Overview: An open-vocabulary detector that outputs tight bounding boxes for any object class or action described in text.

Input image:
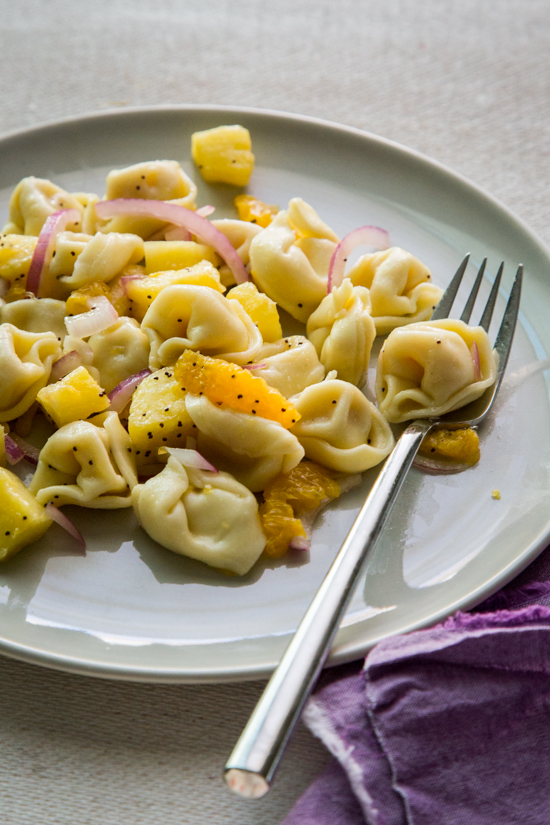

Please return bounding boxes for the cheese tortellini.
[96,160,198,238]
[376,319,497,423]
[3,177,84,236]
[291,379,395,473]
[347,247,443,334]
[1,298,67,341]
[0,323,61,422]
[185,394,305,492]
[132,455,266,575]
[87,316,150,393]
[142,284,263,369]
[252,335,325,398]
[211,219,263,287]
[30,413,137,508]
[57,232,144,289]
[249,198,339,323]
[306,280,376,386]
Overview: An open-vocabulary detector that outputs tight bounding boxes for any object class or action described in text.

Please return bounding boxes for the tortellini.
[87,316,150,393]
[142,284,263,369]
[132,455,266,575]
[347,247,443,334]
[96,160,198,238]
[290,379,395,473]
[0,298,67,341]
[0,323,61,422]
[252,336,325,398]
[3,177,83,236]
[306,280,375,386]
[249,198,339,323]
[185,394,305,492]
[375,319,497,423]
[57,232,144,289]
[30,412,137,508]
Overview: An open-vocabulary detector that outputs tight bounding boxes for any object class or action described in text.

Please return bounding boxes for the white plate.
[1,106,550,683]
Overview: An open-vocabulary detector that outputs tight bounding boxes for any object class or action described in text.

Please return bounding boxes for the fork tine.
[460,258,487,323]
[493,264,523,383]
[431,254,470,320]
[479,261,504,331]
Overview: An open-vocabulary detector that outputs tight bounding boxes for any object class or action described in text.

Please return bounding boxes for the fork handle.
[224,418,433,798]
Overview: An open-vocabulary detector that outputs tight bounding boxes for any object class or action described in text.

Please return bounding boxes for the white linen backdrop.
[0,2,548,823]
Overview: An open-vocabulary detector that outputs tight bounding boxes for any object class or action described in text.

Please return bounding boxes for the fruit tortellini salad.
[0,124,497,573]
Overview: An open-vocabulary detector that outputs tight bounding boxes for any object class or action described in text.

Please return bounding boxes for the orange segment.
[234,194,279,228]
[66,281,113,316]
[419,427,480,466]
[260,461,341,557]
[227,281,282,342]
[174,350,300,429]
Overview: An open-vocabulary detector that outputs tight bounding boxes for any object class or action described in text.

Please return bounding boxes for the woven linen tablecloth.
[1,2,549,824]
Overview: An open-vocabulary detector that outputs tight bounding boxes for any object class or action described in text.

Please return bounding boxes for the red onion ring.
[108,369,152,413]
[44,504,86,552]
[26,208,81,296]
[195,205,215,217]
[166,447,218,473]
[288,536,310,551]
[243,363,267,370]
[4,434,24,465]
[95,199,249,285]
[50,350,82,382]
[327,225,390,293]
[65,296,119,339]
[9,434,40,465]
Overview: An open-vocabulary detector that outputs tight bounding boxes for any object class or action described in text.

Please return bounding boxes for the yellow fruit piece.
[128,368,195,452]
[260,461,341,558]
[144,241,219,275]
[227,281,282,343]
[492,489,501,500]
[174,351,300,429]
[191,125,255,186]
[125,260,225,322]
[0,467,52,562]
[234,194,278,228]
[419,428,480,466]
[65,281,113,316]
[0,234,37,287]
[108,266,136,317]
[37,366,110,428]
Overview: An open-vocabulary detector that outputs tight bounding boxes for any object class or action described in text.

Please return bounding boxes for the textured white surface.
[0,1,548,823]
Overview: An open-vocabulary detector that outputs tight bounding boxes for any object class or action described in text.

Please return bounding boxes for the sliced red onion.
[26,208,81,296]
[108,369,152,413]
[65,296,119,339]
[44,504,86,552]
[166,447,218,473]
[327,225,390,293]
[50,350,82,382]
[163,225,192,242]
[95,199,249,285]
[289,535,310,551]
[243,362,267,370]
[471,341,481,381]
[413,453,469,474]
[196,205,215,217]
[9,434,40,465]
[4,434,24,465]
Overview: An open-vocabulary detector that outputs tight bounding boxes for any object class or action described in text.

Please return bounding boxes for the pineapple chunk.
[0,234,38,287]
[37,366,110,428]
[227,281,282,343]
[126,260,225,322]
[0,467,52,562]
[128,368,195,452]
[191,125,255,186]
[144,241,219,274]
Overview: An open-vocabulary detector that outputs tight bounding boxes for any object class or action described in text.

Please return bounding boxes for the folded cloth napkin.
[282,551,550,825]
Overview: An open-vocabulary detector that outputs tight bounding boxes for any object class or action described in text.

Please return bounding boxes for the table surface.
[1,2,549,823]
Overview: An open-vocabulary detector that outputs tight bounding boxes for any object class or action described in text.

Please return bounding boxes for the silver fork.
[224,256,523,799]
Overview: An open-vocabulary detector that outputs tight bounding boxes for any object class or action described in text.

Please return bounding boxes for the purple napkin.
[282,552,550,825]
